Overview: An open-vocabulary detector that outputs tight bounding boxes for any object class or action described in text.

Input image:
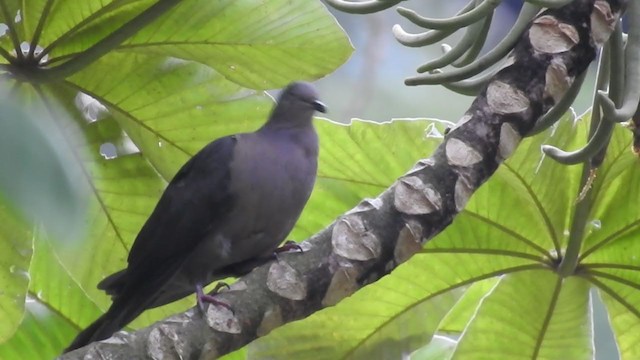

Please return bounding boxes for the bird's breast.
[205,132,317,267]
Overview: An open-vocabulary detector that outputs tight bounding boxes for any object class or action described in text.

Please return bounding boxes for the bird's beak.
[313,100,327,113]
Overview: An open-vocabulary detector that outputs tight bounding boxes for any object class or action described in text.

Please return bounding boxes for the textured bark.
[59,1,626,359]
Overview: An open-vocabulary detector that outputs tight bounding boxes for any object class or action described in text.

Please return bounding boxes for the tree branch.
[59,0,626,358]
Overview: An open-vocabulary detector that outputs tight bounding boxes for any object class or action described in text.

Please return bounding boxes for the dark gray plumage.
[65,82,325,352]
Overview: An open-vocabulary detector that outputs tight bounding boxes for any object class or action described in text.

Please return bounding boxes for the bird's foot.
[274,240,303,254]
[196,283,233,314]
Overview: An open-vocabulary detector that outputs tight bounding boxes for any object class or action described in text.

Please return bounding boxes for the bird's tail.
[64,310,120,353]
[63,299,148,353]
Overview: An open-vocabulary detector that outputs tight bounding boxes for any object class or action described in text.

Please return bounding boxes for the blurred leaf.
[0,91,90,343]
[0,92,87,242]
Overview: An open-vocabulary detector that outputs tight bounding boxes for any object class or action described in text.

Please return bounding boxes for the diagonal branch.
[60,0,625,358]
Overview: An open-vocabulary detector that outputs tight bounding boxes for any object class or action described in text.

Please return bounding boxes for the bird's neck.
[257,123,318,156]
[264,105,315,130]
[258,121,315,137]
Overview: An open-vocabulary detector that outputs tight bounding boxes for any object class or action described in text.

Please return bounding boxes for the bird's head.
[281,82,327,113]
[266,82,326,129]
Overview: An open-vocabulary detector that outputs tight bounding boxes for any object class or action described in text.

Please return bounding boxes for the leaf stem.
[11,0,181,83]
[27,0,54,60]
[557,39,617,276]
[0,46,15,63]
[0,0,23,61]
[557,168,593,277]
[36,0,132,62]
[323,0,404,14]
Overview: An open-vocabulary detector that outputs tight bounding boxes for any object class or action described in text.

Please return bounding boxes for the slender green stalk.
[405,3,540,85]
[0,46,15,63]
[441,67,499,95]
[27,0,54,59]
[557,35,618,276]
[0,0,24,61]
[598,0,640,123]
[397,0,475,28]
[393,2,475,47]
[557,169,593,276]
[542,21,623,164]
[453,4,493,67]
[417,3,493,72]
[36,0,132,62]
[529,70,587,135]
[527,0,575,7]
[322,0,404,14]
[396,0,501,30]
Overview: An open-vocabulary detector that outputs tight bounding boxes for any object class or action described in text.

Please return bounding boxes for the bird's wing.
[119,135,237,291]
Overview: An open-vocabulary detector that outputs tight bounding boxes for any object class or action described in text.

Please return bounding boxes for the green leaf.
[40,0,352,89]
[120,0,352,89]
[32,1,150,49]
[452,271,592,359]
[66,53,273,180]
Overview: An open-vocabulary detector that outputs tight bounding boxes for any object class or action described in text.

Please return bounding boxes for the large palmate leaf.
[1,0,352,90]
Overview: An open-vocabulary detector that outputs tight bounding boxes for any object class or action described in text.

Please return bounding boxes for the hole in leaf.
[100,143,117,160]
[119,131,140,155]
[19,41,29,55]
[75,92,108,122]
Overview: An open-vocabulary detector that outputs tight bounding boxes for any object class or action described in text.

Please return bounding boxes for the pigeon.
[65,82,325,352]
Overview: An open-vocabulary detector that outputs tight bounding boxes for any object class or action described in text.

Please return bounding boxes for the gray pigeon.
[65,82,325,352]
